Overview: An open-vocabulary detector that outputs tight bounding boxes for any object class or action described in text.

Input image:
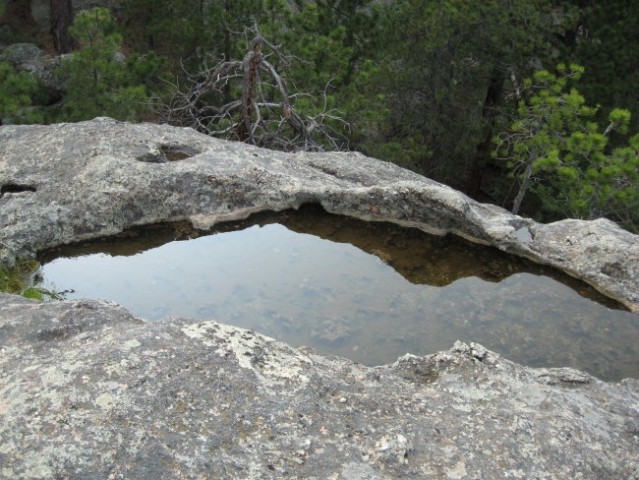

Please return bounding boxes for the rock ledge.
[1,294,638,479]
[1,118,637,311]
[1,119,638,478]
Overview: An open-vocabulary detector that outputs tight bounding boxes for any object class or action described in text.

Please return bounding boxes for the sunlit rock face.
[0,118,638,478]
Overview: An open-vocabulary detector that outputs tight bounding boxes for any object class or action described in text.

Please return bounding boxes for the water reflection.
[39,207,639,381]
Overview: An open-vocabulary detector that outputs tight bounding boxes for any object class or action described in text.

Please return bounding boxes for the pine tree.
[495,64,638,231]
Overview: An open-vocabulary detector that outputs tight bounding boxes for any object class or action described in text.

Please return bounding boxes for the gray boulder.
[1,118,638,312]
[0,118,638,479]
[0,43,67,95]
[1,42,42,71]
[0,293,638,479]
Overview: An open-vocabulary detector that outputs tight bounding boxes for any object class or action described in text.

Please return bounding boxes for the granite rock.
[1,119,638,479]
[0,294,638,479]
[1,118,638,311]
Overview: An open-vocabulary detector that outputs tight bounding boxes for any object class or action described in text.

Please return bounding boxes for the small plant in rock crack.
[0,260,71,301]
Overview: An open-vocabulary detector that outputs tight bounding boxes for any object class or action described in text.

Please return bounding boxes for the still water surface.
[40,208,639,381]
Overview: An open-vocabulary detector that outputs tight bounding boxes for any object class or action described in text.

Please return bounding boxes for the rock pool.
[39,207,639,381]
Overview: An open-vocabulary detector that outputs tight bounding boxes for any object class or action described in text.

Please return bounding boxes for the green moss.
[0,259,37,294]
[0,260,66,300]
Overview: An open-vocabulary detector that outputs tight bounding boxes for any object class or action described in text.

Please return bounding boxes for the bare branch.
[154,27,350,152]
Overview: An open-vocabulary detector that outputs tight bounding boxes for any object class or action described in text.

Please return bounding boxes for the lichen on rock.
[1,118,637,311]
[1,119,638,478]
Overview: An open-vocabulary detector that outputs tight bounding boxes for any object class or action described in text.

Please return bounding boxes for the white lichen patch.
[95,392,116,411]
[122,338,141,349]
[21,463,53,480]
[0,439,15,455]
[182,321,311,389]
[445,460,468,480]
[40,365,71,388]
[181,322,218,347]
[104,358,134,377]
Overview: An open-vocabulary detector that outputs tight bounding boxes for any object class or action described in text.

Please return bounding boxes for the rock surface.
[1,293,638,479]
[1,118,639,479]
[1,43,43,71]
[0,43,67,96]
[1,118,638,311]
[15,0,124,32]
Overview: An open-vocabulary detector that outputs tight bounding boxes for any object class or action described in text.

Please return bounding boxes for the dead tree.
[235,35,263,143]
[50,0,75,54]
[156,29,349,152]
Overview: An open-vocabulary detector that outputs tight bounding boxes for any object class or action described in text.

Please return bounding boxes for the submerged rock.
[1,119,638,478]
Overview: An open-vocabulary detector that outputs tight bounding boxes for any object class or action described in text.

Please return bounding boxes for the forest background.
[1,0,637,232]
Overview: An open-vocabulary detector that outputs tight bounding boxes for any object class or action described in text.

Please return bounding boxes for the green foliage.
[272,1,380,147]
[495,65,639,231]
[121,0,209,60]
[54,7,162,122]
[121,0,285,64]
[0,259,70,301]
[284,1,379,87]
[569,1,639,133]
[355,0,579,189]
[0,260,40,298]
[0,261,30,295]
[1,0,632,228]
[0,61,43,124]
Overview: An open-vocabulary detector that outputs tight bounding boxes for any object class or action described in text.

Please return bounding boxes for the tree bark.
[2,0,36,32]
[512,161,534,215]
[50,0,74,54]
[235,36,263,143]
[466,67,505,197]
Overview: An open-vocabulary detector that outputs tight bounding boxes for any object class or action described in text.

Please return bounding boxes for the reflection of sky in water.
[41,224,639,381]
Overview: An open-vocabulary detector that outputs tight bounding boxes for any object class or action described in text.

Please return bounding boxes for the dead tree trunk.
[157,28,348,151]
[511,160,534,215]
[3,0,37,33]
[466,67,505,197]
[50,0,74,54]
[235,36,263,142]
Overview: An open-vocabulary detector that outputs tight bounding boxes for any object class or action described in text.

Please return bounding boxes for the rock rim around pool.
[1,294,638,479]
[1,117,638,312]
[0,294,639,480]
[1,119,638,478]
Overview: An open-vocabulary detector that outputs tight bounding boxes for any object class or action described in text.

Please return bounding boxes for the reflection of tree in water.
[40,204,626,309]
[37,204,638,380]
[275,205,625,308]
